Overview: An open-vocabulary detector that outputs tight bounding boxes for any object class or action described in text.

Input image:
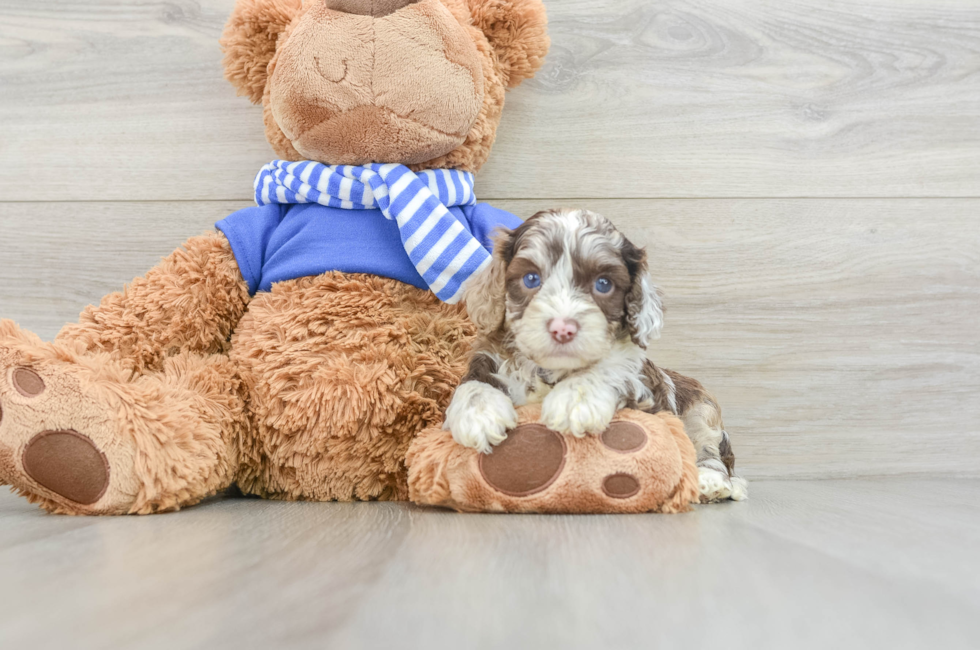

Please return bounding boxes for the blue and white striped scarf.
[254,160,488,303]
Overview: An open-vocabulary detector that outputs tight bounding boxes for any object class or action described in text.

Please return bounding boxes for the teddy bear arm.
[56,231,251,374]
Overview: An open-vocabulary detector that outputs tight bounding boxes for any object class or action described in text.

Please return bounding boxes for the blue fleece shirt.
[216,202,521,295]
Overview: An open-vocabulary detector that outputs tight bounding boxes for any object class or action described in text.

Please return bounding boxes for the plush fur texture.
[447,209,747,503]
[0,234,473,514]
[59,232,250,374]
[230,272,473,502]
[222,0,549,171]
[265,0,486,164]
[466,0,549,88]
[0,0,546,515]
[222,0,304,104]
[409,404,699,514]
[0,320,244,515]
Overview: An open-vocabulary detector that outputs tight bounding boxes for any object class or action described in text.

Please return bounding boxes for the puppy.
[444,208,747,502]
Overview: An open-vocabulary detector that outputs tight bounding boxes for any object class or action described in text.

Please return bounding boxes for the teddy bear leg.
[0,333,245,514]
[0,232,251,514]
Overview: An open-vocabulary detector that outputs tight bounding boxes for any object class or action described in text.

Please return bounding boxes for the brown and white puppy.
[445,208,747,502]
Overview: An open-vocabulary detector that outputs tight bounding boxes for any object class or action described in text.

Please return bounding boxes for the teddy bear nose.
[323,0,420,18]
[548,318,580,345]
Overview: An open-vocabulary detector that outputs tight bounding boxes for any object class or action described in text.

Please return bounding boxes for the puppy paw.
[729,475,749,501]
[540,379,617,437]
[444,381,518,455]
[698,465,733,503]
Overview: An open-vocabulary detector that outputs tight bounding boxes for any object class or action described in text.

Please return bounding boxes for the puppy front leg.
[541,372,620,437]
[444,353,518,454]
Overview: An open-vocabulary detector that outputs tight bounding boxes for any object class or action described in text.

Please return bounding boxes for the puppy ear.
[464,228,515,335]
[623,241,665,348]
[220,0,304,104]
[467,0,550,88]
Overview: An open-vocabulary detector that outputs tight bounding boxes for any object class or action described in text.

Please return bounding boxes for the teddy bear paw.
[0,324,139,514]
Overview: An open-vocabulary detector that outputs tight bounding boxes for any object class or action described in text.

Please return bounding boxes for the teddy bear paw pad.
[22,430,109,505]
[11,367,45,397]
[602,473,641,499]
[600,421,648,453]
[478,423,567,496]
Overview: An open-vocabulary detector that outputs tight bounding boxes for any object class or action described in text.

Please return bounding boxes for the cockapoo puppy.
[444,208,747,502]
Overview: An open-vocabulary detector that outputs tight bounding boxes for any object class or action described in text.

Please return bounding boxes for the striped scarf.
[254,160,488,303]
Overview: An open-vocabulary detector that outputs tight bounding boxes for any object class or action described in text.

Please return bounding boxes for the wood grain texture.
[1,0,980,200]
[2,198,977,479]
[2,2,978,644]
[0,201,236,336]
[0,480,977,650]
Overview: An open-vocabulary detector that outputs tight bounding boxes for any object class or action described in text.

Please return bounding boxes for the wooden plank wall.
[1,1,978,479]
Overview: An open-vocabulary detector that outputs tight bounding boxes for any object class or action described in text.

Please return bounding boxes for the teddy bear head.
[221,0,549,172]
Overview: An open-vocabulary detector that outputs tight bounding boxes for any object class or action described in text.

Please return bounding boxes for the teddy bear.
[0,0,550,515]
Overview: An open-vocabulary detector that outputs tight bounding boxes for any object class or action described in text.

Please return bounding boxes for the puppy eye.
[594,277,613,294]
[523,272,541,289]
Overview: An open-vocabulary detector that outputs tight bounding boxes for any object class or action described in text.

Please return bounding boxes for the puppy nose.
[548,318,579,344]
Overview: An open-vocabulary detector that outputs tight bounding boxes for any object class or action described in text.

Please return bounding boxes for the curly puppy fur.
[445,209,748,502]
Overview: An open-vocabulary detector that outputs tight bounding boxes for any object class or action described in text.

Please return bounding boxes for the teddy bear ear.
[466,0,550,88]
[220,0,304,104]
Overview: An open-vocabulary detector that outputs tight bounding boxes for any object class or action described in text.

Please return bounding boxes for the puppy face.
[465,209,664,370]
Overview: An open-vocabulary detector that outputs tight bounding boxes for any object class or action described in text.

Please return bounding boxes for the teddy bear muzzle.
[268,0,485,165]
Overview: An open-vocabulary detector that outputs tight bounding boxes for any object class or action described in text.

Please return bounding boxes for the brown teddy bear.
[0,0,550,515]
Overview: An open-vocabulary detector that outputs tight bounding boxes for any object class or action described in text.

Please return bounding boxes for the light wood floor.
[0,479,977,650]
[1,1,979,646]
